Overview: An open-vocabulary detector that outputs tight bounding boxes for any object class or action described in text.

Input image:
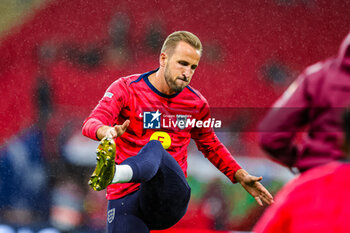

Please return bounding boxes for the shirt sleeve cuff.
[82,118,104,141]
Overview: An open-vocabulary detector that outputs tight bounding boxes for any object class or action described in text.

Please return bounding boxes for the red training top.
[82,69,241,200]
[254,161,350,233]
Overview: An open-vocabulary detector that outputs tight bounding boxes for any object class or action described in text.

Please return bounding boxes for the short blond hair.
[161,31,202,56]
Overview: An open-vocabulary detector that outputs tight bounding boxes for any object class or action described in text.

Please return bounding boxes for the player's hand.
[106,120,130,139]
[235,169,274,206]
[97,120,130,140]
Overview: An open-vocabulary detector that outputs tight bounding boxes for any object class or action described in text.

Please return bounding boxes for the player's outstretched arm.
[96,120,130,140]
[235,169,274,206]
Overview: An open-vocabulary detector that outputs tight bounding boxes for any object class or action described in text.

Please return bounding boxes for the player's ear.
[160,52,167,67]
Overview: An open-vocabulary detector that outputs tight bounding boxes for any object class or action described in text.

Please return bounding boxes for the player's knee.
[147,139,163,148]
[144,140,164,155]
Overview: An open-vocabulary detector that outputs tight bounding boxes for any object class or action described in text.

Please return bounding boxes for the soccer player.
[254,107,350,233]
[259,32,350,173]
[82,31,273,233]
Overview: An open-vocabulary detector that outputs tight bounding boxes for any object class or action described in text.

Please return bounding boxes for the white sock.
[112,165,133,183]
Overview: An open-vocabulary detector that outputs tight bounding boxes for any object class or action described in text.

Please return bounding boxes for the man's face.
[163,41,201,93]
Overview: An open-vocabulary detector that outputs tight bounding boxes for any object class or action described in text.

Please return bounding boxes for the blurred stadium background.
[0,0,349,232]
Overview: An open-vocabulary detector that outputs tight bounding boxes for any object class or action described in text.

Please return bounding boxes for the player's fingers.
[256,183,274,201]
[252,182,274,205]
[254,176,263,182]
[121,120,130,131]
[263,191,274,201]
[115,121,129,137]
[261,193,274,204]
[258,185,274,200]
[254,196,263,206]
[260,193,273,205]
[248,175,262,183]
[115,120,130,136]
[115,126,124,137]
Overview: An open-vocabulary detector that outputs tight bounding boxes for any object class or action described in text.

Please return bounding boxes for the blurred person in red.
[254,107,350,233]
[259,32,350,172]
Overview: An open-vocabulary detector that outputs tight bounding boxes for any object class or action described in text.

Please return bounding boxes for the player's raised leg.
[90,139,191,231]
[121,140,191,230]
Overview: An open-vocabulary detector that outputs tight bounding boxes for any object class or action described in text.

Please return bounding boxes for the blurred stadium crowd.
[0,0,349,233]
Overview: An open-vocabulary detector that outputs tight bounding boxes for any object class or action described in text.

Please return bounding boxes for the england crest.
[176,115,188,130]
[107,208,115,223]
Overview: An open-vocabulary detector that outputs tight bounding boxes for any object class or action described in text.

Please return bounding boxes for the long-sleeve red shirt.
[259,32,350,171]
[82,69,241,200]
[254,161,350,233]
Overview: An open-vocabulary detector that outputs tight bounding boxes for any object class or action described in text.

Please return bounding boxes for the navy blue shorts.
[107,140,191,233]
